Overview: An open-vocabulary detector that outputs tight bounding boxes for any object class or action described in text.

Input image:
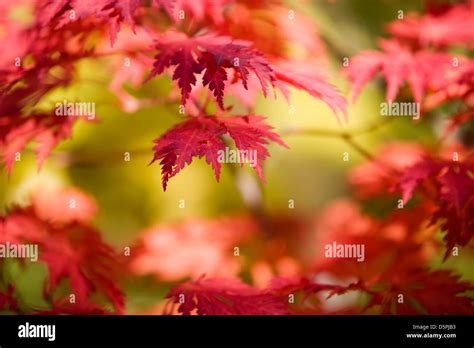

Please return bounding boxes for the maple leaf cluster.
[1,0,473,316]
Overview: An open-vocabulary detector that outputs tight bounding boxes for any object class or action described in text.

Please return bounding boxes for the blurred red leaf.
[345,39,454,103]
[1,114,76,173]
[366,269,474,314]
[130,215,257,281]
[37,0,141,45]
[32,187,98,225]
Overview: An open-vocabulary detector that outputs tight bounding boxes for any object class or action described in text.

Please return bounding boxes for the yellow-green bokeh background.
[2,0,473,312]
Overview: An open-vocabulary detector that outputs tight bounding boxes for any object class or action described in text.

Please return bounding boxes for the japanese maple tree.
[0,0,473,316]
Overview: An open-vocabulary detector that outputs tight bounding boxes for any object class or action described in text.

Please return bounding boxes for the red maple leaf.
[147,31,276,108]
[365,269,474,314]
[0,22,33,87]
[0,284,18,312]
[150,114,287,190]
[313,198,439,284]
[1,201,124,314]
[442,110,474,138]
[167,277,289,315]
